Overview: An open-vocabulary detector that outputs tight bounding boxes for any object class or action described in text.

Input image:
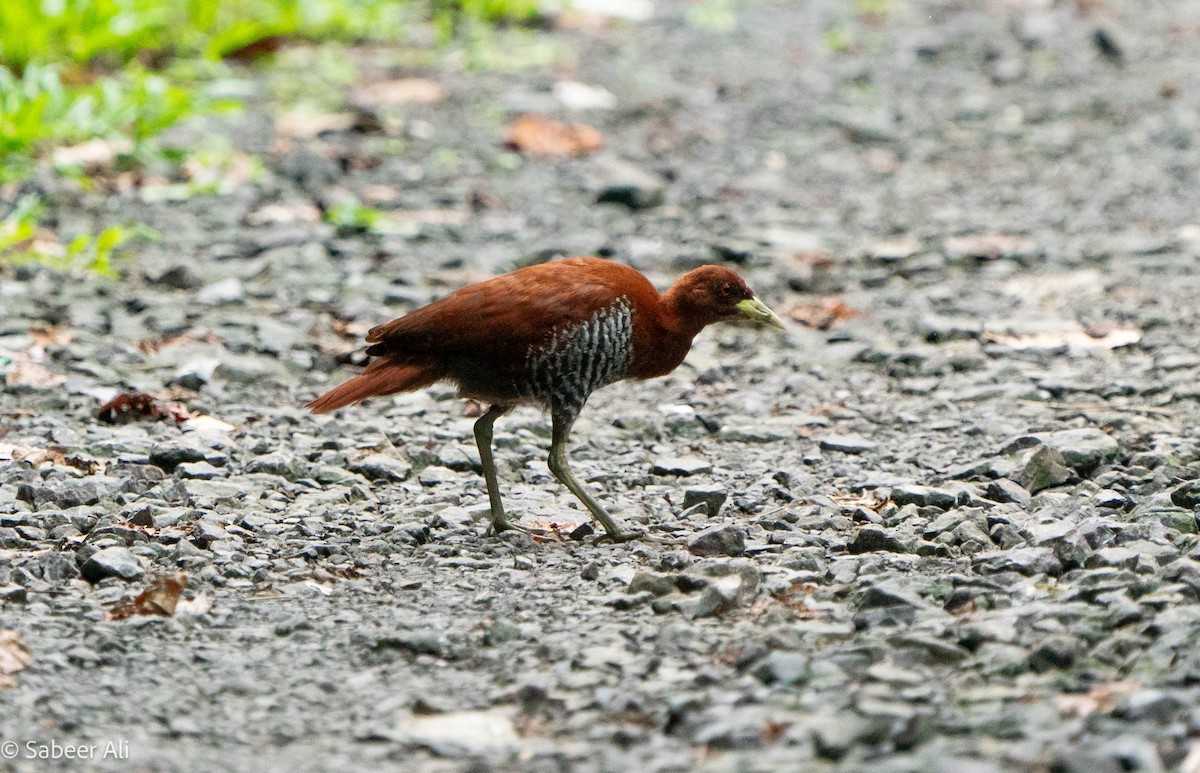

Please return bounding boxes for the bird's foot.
[593,528,682,546]
[486,519,550,538]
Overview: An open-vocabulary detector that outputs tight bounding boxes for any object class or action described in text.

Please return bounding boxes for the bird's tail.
[306,360,441,414]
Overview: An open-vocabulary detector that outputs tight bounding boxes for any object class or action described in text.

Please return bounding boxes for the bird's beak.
[736,297,786,330]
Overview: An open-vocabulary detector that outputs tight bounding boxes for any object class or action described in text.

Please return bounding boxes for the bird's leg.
[546,411,640,542]
[473,404,521,535]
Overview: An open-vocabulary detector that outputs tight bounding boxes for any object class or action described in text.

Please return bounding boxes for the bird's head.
[666,265,786,331]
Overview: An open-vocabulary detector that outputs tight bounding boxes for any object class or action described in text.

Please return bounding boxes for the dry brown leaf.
[136,330,225,356]
[184,415,237,433]
[0,443,67,467]
[0,630,32,689]
[244,202,321,226]
[222,34,292,62]
[782,297,861,330]
[4,360,66,389]
[107,573,189,621]
[355,78,444,107]
[504,114,604,157]
[1056,681,1140,717]
[96,392,190,425]
[944,233,1036,260]
[277,111,358,139]
[28,323,73,349]
[52,138,133,169]
[984,325,1140,351]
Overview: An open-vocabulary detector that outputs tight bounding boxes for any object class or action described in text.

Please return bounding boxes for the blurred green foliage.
[0,0,542,270]
[0,194,154,276]
[0,0,408,71]
[0,0,537,180]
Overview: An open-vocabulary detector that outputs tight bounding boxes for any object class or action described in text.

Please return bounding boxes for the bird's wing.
[364,260,649,361]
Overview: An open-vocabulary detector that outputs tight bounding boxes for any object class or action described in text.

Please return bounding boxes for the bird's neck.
[659,287,708,340]
[627,289,705,379]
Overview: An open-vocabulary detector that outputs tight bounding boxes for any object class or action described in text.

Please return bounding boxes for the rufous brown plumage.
[308,257,784,542]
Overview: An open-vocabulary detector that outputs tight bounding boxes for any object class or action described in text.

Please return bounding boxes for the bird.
[307,257,785,542]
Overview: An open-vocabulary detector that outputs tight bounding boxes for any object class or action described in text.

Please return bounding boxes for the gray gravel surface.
[5,1,1200,770]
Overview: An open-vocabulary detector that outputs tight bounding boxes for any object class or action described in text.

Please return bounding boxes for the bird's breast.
[518,297,634,414]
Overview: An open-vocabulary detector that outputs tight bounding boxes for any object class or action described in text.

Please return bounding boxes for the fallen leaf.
[0,630,32,689]
[52,138,133,169]
[944,233,1036,260]
[1056,681,1140,718]
[355,78,444,107]
[107,573,189,621]
[244,202,322,226]
[28,323,73,349]
[136,331,224,356]
[0,443,67,467]
[504,114,604,157]
[277,111,358,139]
[96,393,190,424]
[4,360,66,389]
[984,325,1140,351]
[222,34,292,62]
[183,415,237,433]
[781,297,861,330]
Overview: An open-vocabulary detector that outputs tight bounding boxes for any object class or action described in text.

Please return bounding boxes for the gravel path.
[5,1,1200,771]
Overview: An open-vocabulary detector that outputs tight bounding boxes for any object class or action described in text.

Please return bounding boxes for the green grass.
[0,0,538,181]
[0,0,546,271]
[0,0,410,72]
[0,195,154,277]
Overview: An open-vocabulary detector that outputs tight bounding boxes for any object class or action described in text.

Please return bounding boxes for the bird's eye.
[719,282,734,299]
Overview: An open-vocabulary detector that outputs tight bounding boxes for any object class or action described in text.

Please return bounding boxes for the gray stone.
[973,547,1063,576]
[42,553,80,582]
[848,526,909,554]
[1029,520,1091,569]
[416,466,458,486]
[651,456,712,476]
[1095,488,1130,509]
[853,583,932,629]
[195,277,245,305]
[245,451,301,480]
[750,651,809,685]
[1170,480,1200,509]
[683,485,727,517]
[0,585,27,603]
[81,547,145,583]
[986,478,1032,507]
[1011,429,1119,475]
[149,442,208,472]
[678,560,761,616]
[1019,445,1073,493]
[628,571,676,597]
[687,525,745,557]
[151,264,203,290]
[818,434,876,454]
[177,461,226,480]
[349,454,412,482]
[891,484,961,509]
[594,159,665,209]
[17,478,125,509]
